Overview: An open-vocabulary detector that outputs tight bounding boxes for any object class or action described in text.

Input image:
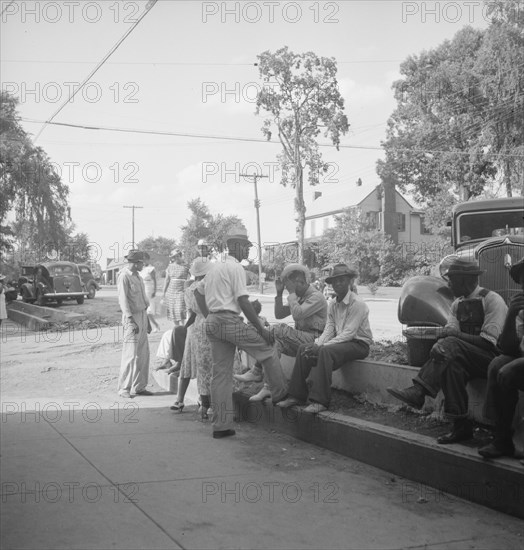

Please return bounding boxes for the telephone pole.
[123,205,143,249]
[240,173,268,294]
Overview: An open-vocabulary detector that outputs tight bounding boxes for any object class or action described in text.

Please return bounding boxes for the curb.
[233,392,524,519]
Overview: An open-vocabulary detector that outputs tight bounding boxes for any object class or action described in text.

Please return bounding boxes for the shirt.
[517,310,524,355]
[286,285,327,334]
[117,266,149,318]
[316,290,373,346]
[198,255,247,314]
[446,286,508,347]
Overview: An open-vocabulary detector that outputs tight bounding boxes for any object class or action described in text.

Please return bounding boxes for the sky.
[1,0,493,267]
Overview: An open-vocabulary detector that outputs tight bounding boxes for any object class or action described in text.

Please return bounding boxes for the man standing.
[196,226,288,438]
[117,250,152,399]
[234,263,327,402]
[277,264,372,413]
[478,257,524,459]
[388,257,507,444]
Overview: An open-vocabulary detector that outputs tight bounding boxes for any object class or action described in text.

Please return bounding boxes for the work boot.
[387,385,425,409]
[437,418,473,445]
[478,438,515,459]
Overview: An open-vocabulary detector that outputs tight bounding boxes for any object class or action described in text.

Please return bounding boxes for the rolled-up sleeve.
[481,292,508,346]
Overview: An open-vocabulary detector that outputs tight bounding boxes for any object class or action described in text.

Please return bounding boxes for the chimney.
[381,178,398,244]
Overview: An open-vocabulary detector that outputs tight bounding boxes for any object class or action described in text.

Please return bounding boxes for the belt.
[209,309,237,315]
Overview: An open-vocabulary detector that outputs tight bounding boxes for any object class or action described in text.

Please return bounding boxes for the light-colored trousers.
[205,312,288,431]
[118,310,150,394]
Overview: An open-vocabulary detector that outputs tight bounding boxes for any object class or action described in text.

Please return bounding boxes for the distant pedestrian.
[163,249,189,326]
[140,252,160,332]
[0,275,7,327]
[117,250,153,399]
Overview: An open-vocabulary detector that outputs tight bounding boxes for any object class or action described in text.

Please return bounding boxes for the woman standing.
[140,252,160,332]
[170,257,214,419]
[0,275,7,327]
[163,249,189,326]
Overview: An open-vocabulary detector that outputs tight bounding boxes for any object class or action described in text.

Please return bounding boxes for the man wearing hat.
[195,226,288,438]
[234,263,328,402]
[479,257,524,459]
[388,257,507,444]
[117,250,152,398]
[277,263,373,413]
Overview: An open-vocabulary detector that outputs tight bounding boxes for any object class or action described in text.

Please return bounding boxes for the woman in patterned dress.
[163,249,189,326]
[170,257,214,419]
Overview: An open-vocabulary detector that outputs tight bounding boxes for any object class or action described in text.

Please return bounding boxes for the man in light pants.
[196,226,288,439]
[117,250,152,398]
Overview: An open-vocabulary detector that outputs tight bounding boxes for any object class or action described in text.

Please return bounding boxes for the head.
[143,252,150,266]
[196,239,210,258]
[442,258,483,298]
[325,264,358,300]
[224,226,251,262]
[126,250,145,272]
[250,299,262,316]
[170,249,183,264]
[189,257,212,281]
[510,257,524,290]
[285,270,309,297]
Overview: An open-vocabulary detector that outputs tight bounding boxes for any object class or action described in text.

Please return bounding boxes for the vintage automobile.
[19,262,86,306]
[77,263,101,299]
[398,197,524,366]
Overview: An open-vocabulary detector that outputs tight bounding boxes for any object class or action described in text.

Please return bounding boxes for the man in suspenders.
[388,258,507,444]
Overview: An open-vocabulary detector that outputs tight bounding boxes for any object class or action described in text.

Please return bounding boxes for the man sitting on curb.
[276,264,372,414]
[234,264,328,402]
[388,257,507,445]
[478,257,524,460]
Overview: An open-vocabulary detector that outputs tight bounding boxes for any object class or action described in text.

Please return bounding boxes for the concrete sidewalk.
[2,401,524,550]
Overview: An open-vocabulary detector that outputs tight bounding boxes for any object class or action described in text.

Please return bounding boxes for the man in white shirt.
[196,226,288,438]
[277,264,373,414]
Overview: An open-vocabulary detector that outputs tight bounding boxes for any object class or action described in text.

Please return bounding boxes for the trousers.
[205,312,287,431]
[118,309,150,394]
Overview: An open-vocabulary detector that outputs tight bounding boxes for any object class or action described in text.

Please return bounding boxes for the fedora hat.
[443,257,484,278]
[280,263,310,282]
[225,225,251,245]
[325,263,358,284]
[510,257,524,284]
[190,257,213,278]
[170,248,182,257]
[125,250,145,263]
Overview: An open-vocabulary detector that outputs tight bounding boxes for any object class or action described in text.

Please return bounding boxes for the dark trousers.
[414,336,497,419]
[484,355,524,441]
[171,326,187,362]
[288,341,370,407]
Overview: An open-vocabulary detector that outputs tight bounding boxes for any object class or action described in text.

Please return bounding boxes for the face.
[228,239,251,261]
[331,275,352,298]
[447,274,477,297]
[287,274,308,297]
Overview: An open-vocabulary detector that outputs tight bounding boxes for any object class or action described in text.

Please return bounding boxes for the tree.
[0,92,70,256]
[255,47,349,263]
[137,235,177,257]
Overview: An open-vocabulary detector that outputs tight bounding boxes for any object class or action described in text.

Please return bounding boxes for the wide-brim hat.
[170,248,182,257]
[325,263,358,284]
[190,257,213,278]
[125,250,145,263]
[443,257,484,278]
[225,225,251,245]
[280,263,310,282]
[510,257,524,284]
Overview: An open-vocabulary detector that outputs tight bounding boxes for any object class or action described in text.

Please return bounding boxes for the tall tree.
[255,47,349,263]
[137,235,177,257]
[0,92,70,255]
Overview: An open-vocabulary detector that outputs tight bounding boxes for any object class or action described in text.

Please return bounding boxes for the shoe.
[437,419,473,445]
[276,396,302,408]
[387,385,425,409]
[249,387,272,402]
[213,429,236,439]
[170,401,185,412]
[234,371,263,383]
[303,402,328,414]
[119,391,131,399]
[134,389,153,396]
[478,440,515,459]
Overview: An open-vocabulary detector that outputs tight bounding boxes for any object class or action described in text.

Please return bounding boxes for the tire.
[36,289,46,307]
[76,296,85,305]
[87,285,96,299]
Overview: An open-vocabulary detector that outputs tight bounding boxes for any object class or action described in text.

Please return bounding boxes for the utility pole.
[123,205,143,249]
[240,173,268,294]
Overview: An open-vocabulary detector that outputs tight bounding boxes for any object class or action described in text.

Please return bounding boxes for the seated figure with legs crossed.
[234,264,328,402]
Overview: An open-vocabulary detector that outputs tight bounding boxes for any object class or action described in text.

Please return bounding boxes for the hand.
[275,278,285,295]
[508,293,524,316]
[129,321,139,334]
[301,343,319,359]
[285,279,297,295]
[259,327,273,345]
[440,326,459,338]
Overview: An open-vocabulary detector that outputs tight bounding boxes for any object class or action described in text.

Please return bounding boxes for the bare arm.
[194,288,209,318]
[238,295,271,344]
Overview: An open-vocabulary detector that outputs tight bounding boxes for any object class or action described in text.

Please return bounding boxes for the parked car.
[19,262,86,306]
[77,264,101,299]
[398,197,524,365]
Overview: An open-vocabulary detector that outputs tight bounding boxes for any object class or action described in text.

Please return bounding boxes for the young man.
[388,257,507,444]
[117,250,152,399]
[234,263,328,402]
[478,257,524,459]
[276,263,372,413]
[196,226,288,438]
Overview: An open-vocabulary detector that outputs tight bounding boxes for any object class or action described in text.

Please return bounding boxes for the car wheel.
[36,289,46,307]
[87,285,96,299]
[76,296,85,305]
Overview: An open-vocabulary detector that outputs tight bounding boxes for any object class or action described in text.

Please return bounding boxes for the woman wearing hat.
[163,249,189,326]
[170,257,214,418]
